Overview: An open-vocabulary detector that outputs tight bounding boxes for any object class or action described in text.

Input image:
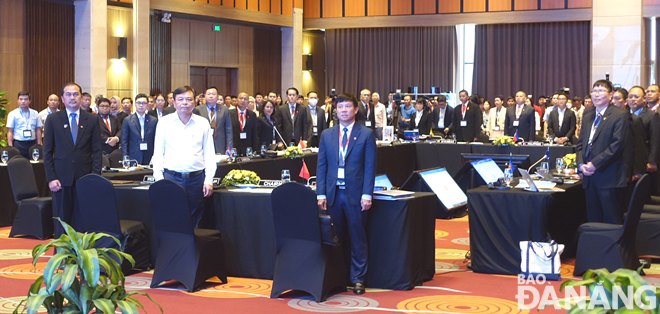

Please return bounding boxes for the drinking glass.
[555,158,564,172]
[122,155,130,170]
[281,169,291,182]
[538,162,549,176]
[231,148,237,157]
[1,151,8,164]
[32,149,39,161]
[246,147,252,157]
[261,145,267,155]
[504,167,514,186]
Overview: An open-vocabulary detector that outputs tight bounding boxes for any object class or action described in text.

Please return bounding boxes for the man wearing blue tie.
[316,93,376,295]
[121,94,158,165]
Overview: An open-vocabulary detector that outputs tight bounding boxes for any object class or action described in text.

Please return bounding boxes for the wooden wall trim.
[304,7,592,29]
[151,0,293,27]
[643,5,660,17]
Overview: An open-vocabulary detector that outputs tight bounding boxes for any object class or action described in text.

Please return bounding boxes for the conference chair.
[148,179,227,292]
[270,182,346,302]
[76,174,151,274]
[573,174,650,276]
[1,146,21,160]
[109,149,123,168]
[6,156,53,240]
[636,212,660,258]
[28,143,43,160]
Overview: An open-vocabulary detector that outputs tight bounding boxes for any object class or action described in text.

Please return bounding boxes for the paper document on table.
[516,180,556,189]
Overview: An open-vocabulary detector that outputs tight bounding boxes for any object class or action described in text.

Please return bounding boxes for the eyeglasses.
[591,89,609,95]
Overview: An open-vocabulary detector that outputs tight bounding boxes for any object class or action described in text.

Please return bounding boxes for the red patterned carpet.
[0,218,657,313]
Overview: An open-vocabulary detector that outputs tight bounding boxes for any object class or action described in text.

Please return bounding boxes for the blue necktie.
[70,113,78,145]
[342,127,348,149]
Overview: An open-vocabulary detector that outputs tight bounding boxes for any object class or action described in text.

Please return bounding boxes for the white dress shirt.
[375,102,386,128]
[414,110,423,128]
[7,108,42,141]
[39,108,58,128]
[151,113,217,185]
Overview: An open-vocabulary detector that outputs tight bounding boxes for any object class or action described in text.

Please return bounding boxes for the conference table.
[115,185,438,290]
[0,142,576,227]
[467,182,586,275]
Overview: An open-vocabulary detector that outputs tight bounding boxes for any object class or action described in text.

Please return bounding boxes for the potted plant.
[221,169,260,186]
[560,267,658,313]
[13,218,162,314]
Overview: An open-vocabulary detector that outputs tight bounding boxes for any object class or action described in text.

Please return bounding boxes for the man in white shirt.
[7,91,42,158]
[152,86,217,227]
[372,92,387,140]
[306,91,327,147]
[39,94,60,129]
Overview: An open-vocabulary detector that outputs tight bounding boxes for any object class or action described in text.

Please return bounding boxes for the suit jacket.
[504,104,536,142]
[636,107,660,164]
[148,107,175,120]
[448,102,481,142]
[117,111,128,125]
[306,106,328,146]
[229,108,259,155]
[432,105,453,130]
[408,111,433,135]
[547,108,577,144]
[43,110,102,186]
[277,103,309,145]
[356,101,376,129]
[576,105,629,189]
[257,115,278,146]
[120,113,157,165]
[624,113,647,179]
[98,115,122,154]
[316,123,376,207]
[194,104,233,153]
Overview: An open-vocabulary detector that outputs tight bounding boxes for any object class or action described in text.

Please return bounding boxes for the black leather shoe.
[353,282,365,295]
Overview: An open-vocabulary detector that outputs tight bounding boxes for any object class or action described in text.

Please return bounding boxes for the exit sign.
[213,25,221,32]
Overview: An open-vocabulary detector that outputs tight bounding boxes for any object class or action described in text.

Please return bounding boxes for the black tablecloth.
[415,143,472,176]
[467,183,586,275]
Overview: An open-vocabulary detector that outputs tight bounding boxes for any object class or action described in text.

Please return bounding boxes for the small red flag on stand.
[299,160,310,180]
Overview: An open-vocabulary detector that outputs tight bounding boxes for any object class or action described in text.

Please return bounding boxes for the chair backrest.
[148,179,195,236]
[623,174,651,240]
[76,174,122,235]
[271,182,322,243]
[6,156,39,202]
[28,144,43,160]
[109,149,123,168]
[2,146,21,160]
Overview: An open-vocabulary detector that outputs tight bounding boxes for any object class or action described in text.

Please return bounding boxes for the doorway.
[189,66,237,99]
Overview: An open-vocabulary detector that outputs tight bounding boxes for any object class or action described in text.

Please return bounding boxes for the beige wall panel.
[189,20,216,64]
[238,27,254,93]
[0,0,24,111]
[214,24,241,66]
[171,63,190,89]
[171,18,190,63]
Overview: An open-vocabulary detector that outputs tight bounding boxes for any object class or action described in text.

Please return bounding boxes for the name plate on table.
[524,142,543,146]
[141,175,156,184]
[235,156,251,163]
[258,180,283,187]
[440,139,456,144]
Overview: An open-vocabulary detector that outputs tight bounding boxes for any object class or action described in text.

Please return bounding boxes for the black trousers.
[164,171,205,228]
[328,189,368,284]
[52,185,80,237]
[584,184,624,224]
[13,140,35,159]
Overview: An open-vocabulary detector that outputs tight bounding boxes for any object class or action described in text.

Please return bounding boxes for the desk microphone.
[528,154,548,174]
[272,125,288,147]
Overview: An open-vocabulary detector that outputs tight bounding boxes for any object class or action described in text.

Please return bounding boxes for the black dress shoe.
[353,282,365,295]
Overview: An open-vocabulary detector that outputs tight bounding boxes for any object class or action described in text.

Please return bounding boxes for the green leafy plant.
[0,91,9,147]
[562,153,577,169]
[221,169,260,186]
[284,145,304,159]
[560,267,658,313]
[14,218,163,314]
[492,136,516,146]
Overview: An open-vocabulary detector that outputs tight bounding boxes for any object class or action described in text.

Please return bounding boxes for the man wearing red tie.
[445,90,481,142]
[230,92,259,156]
[97,98,121,154]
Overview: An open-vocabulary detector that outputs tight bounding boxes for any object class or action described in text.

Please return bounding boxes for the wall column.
[281,8,303,93]
[0,0,24,111]
[75,0,107,96]
[134,0,150,95]
[591,0,645,87]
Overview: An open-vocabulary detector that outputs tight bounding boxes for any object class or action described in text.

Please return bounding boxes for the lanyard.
[339,126,353,166]
[20,110,32,126]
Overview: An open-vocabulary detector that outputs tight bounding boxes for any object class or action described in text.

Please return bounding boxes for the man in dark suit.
[277,87,309,146]
[193,87,233,154]
[630,86,660,176]
[148,94,175,120]
[43,82,102,237]
[445,90,481,142]
[432,95,453,133]
[504,91,536,142]
[356,89,376,130]
[576,80,629,224]
[230,92,259,156]
[97,98,121,154]
[120,94,158,165]
[306,91,327,147]
[547,92,577,144]
[317,93,376,295]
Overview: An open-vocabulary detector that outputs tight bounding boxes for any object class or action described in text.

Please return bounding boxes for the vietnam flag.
[298,138,306,149]
[299,160,310,180]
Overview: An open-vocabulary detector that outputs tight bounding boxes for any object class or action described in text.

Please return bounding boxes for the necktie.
[592,113,603,135]
[516,105,522,119]
[139,116,145,139]
[342,127,348,149]
[462,104,466,118]
[104,116,110,131]
[209,107,215,120]
[239,111,245,131]
[70,113,78,145]
[290,105,295,119]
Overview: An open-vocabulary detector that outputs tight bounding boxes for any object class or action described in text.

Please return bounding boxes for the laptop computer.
[374,174,394,191]
[518,169,564,192]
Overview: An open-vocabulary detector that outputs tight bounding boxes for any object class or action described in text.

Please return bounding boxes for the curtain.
[325,26,457,97]
[472,22,591,103]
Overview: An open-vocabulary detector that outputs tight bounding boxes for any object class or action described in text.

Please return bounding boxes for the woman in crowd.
[486,95,507,140]
[257,100,284,150]
[481,100,490,130]
[408,97,432,135]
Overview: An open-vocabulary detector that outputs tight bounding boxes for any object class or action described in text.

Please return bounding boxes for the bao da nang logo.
[515,274,658,310]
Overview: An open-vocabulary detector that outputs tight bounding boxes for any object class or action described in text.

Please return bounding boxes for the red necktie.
[104,116,110,131]
[239,111,245,131]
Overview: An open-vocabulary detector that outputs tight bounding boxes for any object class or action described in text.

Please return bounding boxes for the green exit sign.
[213,25,221,32]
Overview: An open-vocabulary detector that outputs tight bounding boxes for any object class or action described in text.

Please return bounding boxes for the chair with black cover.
[270,182,346,302]
[76,174,151,274]
[6,156,53,239]
[1,146,21,160]
[109,149,123,168]
[28,143,43,161]
[573,174,650,276]
[148,179,227,292]
[636,212,660,257]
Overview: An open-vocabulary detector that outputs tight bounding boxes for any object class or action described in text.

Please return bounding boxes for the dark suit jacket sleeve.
[251,113,259,150]
[504,110,511,136]
[115,117,122,140]
[302,107,310,141]
[527,109,535,141]
[43,113,57,183]
[473,105,482,139]
[306,109,314,143]
[547,112,556,138]
[91,116,103,174]
[648,113,660,164]
[591,111,628,171]
[408,113,416,130]
[120,118,130,157]
[566,111,576,140]
[224,109,233,151]
[576,111,589,166]
[633,116,648,175]
[362,130,377,197]
[316,131,328,197]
